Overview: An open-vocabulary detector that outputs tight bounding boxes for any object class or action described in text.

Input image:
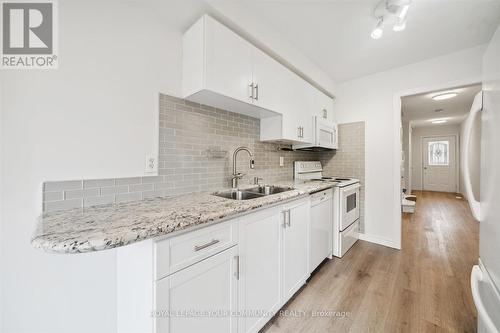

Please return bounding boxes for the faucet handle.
[253,177,263,185]
[233,172,245,179]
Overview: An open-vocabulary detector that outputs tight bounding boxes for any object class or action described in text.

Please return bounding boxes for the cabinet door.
[238,208,282,333]
[315,90,334,121]
[252,48,296,114]
[154,246,238,333]
[205,16,253,104]
[280,75,311,143]
[282,201,309,300]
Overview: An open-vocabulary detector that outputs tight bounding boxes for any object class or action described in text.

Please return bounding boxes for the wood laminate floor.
[262,191,479,333]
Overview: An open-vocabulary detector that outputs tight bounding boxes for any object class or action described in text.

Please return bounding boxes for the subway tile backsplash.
[42,94,320,213]
[157,94,320,195]
[42,175,170,212]
[320,121,366,232]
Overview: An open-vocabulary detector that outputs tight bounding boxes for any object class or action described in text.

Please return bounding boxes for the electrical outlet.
[145,154,157,173]
[279,156,284,167]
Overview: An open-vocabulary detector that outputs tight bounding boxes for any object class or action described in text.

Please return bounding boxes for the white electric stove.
[294,161,360,258]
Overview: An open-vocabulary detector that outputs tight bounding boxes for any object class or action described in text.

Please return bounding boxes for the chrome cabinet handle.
[297,127,301,138]
[194,239,220,252]
[249,83,255,99]
[282,210,287,228]
[234,255,240,280]
[255,84,259,100]
[322,109,328,119]
[286,210,291,227]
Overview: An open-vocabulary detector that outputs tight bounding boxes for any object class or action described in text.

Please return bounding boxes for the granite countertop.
[31,181,336,254]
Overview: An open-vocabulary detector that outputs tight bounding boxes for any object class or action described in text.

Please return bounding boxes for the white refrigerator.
[464,24,500,333]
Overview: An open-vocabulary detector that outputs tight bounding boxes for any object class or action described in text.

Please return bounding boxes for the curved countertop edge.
[31,181,336,254]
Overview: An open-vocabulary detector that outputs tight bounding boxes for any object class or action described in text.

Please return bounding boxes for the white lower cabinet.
[154,245,239,333]
[282,199,310,301]
[238,207,283,333]
[117,197,310,333]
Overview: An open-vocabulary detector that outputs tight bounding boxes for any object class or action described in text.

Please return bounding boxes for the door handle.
[463,92,483,221]
[471,265,498,333]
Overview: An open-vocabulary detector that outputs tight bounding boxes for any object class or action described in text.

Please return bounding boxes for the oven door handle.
[341,184,361,194]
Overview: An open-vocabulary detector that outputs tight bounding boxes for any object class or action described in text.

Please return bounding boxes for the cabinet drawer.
[155,220,238,279]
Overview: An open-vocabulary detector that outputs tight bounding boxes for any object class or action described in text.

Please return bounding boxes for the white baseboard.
[359,233,401,250]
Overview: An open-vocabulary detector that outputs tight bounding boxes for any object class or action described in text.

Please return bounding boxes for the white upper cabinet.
[182,15,334,143]
[313,88,334,121]
[204,16,253,105]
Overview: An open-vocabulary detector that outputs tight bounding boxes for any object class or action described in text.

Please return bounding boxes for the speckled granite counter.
[31,181,336,254]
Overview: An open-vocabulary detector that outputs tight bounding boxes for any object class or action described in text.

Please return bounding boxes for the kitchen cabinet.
[116,196,310,333]
[312,88,334,121]
[155,246,239,333]
[238,207,282,333]
[182,15,332,144]
[238,198,309,333]
[281,199,310,300]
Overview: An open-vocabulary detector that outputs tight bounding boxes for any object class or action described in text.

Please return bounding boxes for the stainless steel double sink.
[213,185,293,201]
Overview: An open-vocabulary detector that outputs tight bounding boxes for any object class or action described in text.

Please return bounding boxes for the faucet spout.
[232,146,254,188]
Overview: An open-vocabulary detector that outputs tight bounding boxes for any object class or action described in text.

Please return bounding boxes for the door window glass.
[428,141,449,166]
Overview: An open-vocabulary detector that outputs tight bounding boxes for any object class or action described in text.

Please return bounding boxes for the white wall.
[1,1,182,332]
[460,114,482,200]
[410,124,461,191]
[334,45,484,249]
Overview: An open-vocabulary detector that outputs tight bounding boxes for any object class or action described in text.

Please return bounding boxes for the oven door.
[315,117,338,150]
[339,183,360,231]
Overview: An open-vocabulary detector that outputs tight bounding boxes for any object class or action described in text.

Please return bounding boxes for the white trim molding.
[359,232,401,250]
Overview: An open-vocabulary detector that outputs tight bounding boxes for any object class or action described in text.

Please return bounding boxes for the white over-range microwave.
[293,116,338,151]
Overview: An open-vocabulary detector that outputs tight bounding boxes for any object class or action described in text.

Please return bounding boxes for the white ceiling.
[401,83,481,127]
[137,0,500,84]
[237,0,500,82]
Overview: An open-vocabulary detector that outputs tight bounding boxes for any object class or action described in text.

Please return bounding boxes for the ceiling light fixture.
[371,19,384,39]
[432,92,458,100]
[372,0,412,38]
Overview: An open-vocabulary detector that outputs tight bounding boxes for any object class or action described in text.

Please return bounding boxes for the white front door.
[422,136,457,192]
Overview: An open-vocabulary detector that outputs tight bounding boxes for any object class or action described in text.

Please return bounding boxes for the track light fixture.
[371,0,411,39]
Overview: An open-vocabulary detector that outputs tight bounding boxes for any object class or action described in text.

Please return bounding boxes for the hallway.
[262,191,479,332]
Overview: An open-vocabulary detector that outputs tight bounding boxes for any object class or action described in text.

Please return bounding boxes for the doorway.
[422,135,458,192]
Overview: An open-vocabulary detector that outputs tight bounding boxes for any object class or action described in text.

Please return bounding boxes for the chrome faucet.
[231,146,255,188]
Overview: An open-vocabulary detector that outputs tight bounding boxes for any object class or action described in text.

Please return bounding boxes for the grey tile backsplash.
[42,176,171,213]
[43,95,365,218]
[42,94,320,213]
[157,94,320,195]
[320,122,366,232]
